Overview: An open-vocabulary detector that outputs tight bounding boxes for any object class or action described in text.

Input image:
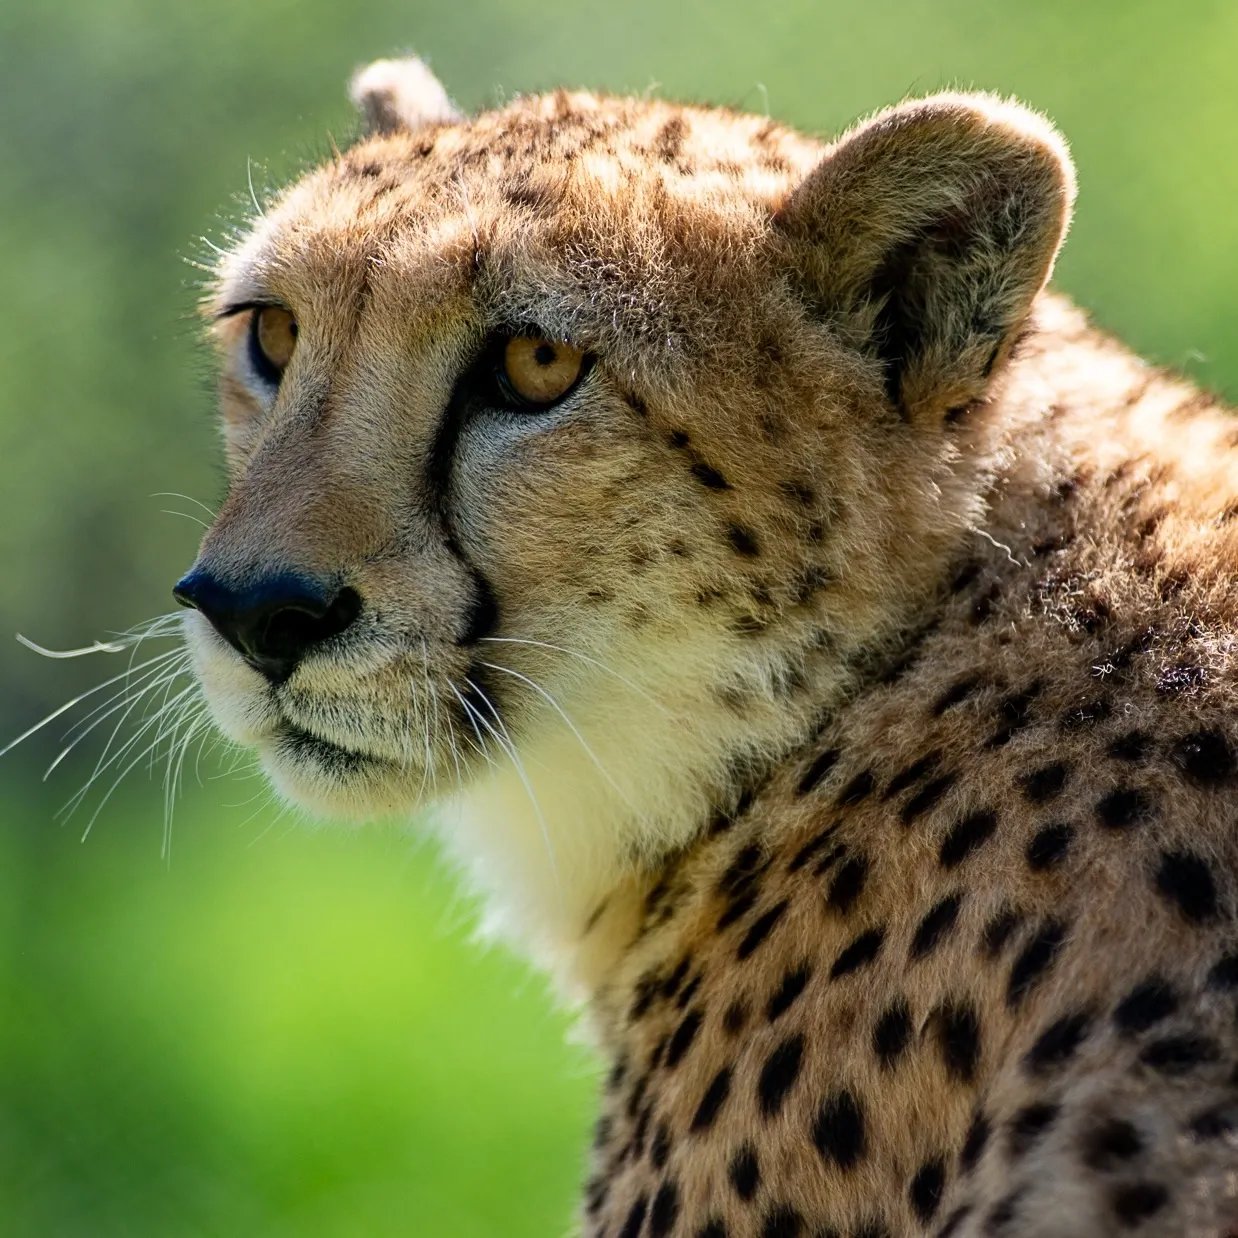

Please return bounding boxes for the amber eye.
[499,335,586,406]
[249,306,298,384]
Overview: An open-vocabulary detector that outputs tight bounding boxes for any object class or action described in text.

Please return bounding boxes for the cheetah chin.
[175,56,1238,1238]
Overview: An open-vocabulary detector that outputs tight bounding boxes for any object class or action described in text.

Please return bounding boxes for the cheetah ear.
[776,93,1075,425]
[349,56,461,135]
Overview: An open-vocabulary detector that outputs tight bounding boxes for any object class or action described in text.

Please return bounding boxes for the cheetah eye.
[248,306,298,386]
[497,335,588,408]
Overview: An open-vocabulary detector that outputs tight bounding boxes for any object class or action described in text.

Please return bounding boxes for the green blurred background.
[1,2,1236,1234]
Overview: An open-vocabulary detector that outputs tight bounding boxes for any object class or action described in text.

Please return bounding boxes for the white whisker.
[461,676,559,890]
[479,636,671,715]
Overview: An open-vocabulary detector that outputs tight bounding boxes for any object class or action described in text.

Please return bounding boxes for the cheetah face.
[179,61,1071,891]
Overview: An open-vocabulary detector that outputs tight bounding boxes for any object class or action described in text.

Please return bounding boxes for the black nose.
[173,569,362,684]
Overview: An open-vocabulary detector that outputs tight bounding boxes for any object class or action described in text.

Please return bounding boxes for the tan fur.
[183,58,1238,1236]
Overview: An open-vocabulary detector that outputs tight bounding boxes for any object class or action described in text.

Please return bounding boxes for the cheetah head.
[179,58,1073,956]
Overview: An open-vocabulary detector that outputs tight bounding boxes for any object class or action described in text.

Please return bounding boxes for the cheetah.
[162,56,1238,1237]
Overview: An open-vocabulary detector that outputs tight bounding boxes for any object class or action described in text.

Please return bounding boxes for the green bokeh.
[1,2,1235,1234]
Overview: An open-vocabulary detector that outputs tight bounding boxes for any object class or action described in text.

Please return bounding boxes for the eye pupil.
[533,342,556,367]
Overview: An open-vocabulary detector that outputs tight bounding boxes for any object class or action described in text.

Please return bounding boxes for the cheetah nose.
[173,567,362,685]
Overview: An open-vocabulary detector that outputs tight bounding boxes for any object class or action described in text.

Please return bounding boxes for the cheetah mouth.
[270,722,389,775]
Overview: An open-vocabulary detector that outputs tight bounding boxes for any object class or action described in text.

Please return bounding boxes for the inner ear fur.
[350,56,462,135]
[776,92,1076,424]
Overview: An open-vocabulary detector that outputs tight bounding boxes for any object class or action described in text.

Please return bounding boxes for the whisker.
[150,492,219,519]
[0,649,185,759]
[479,636,671,715]
[461,676,559,890]
[478,659,647,822]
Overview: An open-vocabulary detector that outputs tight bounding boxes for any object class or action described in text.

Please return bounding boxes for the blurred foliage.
[0,1,1236,1234]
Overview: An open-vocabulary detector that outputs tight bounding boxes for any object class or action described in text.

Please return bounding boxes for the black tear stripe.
[425,339,506,725]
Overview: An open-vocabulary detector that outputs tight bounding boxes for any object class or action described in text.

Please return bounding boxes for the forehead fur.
[213,92,826,383]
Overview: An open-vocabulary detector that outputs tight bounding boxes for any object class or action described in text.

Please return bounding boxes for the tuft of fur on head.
[349,56,461,134]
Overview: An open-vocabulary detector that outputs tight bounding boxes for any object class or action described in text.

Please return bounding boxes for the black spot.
[648,1034,668,1070]
[884,751,941,799]
[729,1143,760,1199]
[797,748,840,796]
[1113,978,1178,1036]
[651,1120,672,1168]
[1187,1105,1238,1140]
[1155,849,1219,923]
[837,769,877,806]
[630,972,662,1021]
[1170,730,1235,785]
[830,927,886,979]
[665,1010,703,1069]
[727,524,760,557]
[662,956,692,1000]
[933,1001,981,1083]
[933,676,983,716]
[758,1034,805,1117]
[936,1205,972,1238]
[951,562,981,593]
[626,1072,648,1118]
[738,900,790,960]
[676,974,702,1010]
[691,461,731,490]
[901,773,958,825]
[1082,1117,1143,1170]
[910,1158,946,1223]
[826,855,870,914]
[1021,762,1069,803]
[722,1001,749,1036]
[649,1179,681,1238]
[1007,920,1066,1007]
[910,894,964,960]
[1110,1182,1168,1226]
[760,1205,803,1238]
[594,1115,612,1149]
[812,1088,866,1170]
[717,888,758,930]
[787,825,838,872]
[982,908,1024,958]
[585,1174,607,1215]
[767,964,811,1022]
[691,1067,733,1131]
[990,683,1041,747]
[1025,1011,1092,1074]
[607,1057,627,1092]
[940,810,999,869]
[619,1193,648,1238]
[668,428,690,448]
[778,479,815,506]
[873,999,912,1067]
[1207,954,1238,990]
[1138,1034,1220,1074]
[971,583,1000,624]
[811,843,847,879]
[1109,731,1151,762]
[1096,787,1152,831]
[1026,822,1074,871]
[985,1191,1020,1231]
[698,1223,728,1238]
[719,844,763,896]
[960,1111,990,1172]
[1008,1102,1059,1155]
[1158,664,1207,695]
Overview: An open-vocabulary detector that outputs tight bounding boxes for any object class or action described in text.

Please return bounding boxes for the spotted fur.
[183,58,1238,1237]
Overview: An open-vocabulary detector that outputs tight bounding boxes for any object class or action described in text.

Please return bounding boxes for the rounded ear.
[349,56,461,135]
[775,93,1076,425]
